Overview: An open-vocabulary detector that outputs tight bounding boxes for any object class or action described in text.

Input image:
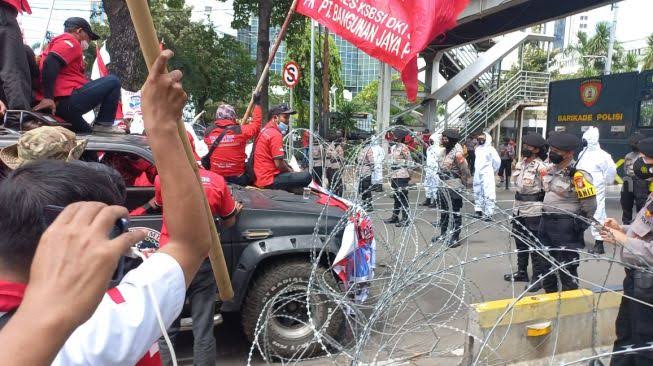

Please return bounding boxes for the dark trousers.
[439,187,464,240]
[512,216,546,276]
[268,171,312,191]
[621,179,649,225]
[467,152,475,176]
[358,176,372,209]
[160,260,217,366]
[0,4,31,112]
[498,159,512,187]
[224,174,250,186]
[56,75,121,133]
[538,215,585,293]
[311,166,323,186]
[611,269,653,366]
[390,178,409,220]
[326,167,343,196]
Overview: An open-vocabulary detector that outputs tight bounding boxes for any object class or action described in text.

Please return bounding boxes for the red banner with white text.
[296,0,468,101]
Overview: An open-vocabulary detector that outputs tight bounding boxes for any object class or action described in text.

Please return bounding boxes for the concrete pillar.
[423,52,443,132]
[376,61,392,133]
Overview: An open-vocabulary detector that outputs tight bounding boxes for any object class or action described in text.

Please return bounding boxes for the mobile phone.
[43,205,130,239]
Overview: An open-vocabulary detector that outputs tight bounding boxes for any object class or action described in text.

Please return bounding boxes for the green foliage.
[331,100,358,134]
[505,42,558,80]
[285,21,344,129]
[643,34,653,71]
[103,0,255,123]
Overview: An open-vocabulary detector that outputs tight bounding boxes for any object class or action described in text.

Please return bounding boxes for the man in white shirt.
[0,50,213,365]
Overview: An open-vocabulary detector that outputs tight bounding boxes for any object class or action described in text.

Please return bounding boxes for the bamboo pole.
[126,0,234,301]
[241,0,300,124]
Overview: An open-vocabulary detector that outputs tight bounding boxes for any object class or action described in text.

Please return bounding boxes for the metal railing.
[435,70,550,137]
[445,44,497,90]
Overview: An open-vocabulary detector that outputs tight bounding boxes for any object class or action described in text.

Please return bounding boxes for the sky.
[18,0,653,52]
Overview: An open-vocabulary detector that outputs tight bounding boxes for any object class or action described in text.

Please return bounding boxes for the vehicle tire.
[241,259,344,360]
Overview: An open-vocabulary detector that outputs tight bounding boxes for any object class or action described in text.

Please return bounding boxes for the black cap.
[547,132,581,151]
[392,127,408,140]
[442,128,460,140]
[269,104,297,117]
[64,17,100,40]
[522,133,547,149]
[637,137,653,158]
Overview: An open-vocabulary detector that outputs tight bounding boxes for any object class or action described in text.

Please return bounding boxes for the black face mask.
[477,139,486,145]
[633,157,653,179]
[631,145,639,152]
[549,151,565,164]
[521,148,533,158]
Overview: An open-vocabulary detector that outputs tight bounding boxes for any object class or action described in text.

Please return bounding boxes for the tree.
[561,22,630,78]
[623,52,639,73]
[331,101,358,136]
[643,34,653,71]
[284,21,343,129]
[100,0,255,123]
[227,0,303,113]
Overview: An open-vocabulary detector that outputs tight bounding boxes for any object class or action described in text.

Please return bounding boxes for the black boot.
[384,215,399,224]
[474,211,483,218]
[447,234,462,248]
[420,198,431,206]
[526,277,543,292]
[590,240,605,255]
[504,270,529,282]
[395,216,409,227]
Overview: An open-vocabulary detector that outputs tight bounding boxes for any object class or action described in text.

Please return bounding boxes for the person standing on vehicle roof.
[384,127,414,227]
[252,104,311,192]
[0,0,32,122]
[621,133,650,225]
[203,94,262,186]
[325,130,345,196]
[576,126,617,255]
[33,17,123,134]
[504,133,549,292]
[538,132,597,293]
[432,128,471,248]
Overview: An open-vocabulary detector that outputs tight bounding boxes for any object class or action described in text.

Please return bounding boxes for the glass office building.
[237,19,378,96]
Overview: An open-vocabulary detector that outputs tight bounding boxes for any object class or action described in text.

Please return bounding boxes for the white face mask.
[81,40,89,51]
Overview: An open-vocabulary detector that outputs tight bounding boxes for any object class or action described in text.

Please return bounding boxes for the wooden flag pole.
[241,0,299,124]
[126,0,234,301]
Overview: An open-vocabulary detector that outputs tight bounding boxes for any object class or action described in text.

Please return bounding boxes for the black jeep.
[0,129,349,358]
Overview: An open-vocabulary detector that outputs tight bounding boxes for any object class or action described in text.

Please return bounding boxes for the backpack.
[201,125,241,170]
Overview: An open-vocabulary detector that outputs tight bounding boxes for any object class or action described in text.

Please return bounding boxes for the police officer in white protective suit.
[421,132,444,208]
[473,132,501,220]
[576,126,616,254]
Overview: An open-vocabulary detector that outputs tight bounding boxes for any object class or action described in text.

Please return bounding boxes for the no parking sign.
[283,61,301,88]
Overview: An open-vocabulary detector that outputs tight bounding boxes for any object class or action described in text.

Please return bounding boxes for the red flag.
[296,0,468,101]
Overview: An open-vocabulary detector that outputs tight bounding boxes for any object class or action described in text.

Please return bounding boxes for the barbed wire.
[239,128,653,365]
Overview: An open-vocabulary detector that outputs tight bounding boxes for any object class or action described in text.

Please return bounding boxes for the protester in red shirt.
[33,17,123,134]
[252,104,311,192]
[0,0,32,122]
[203,95,261,185]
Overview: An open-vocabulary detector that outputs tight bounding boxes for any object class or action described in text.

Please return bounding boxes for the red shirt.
[38,33,87,98]
[301,130,310,148]
[203,105,262,177]
[3,0,31,13]
[253,120,284,187]
[155,169,236,246]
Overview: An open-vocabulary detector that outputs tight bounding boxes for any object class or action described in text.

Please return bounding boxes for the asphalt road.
[174,185,626,365]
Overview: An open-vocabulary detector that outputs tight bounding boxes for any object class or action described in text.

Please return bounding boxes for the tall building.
[237,19,378,96]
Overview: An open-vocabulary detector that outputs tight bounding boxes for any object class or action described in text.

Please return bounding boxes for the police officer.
[504,133,549,292]
[602,137,653,365]
[384,127,414,227]
[621,133,649,225]
[539,132,597,293]
[326,131,345,196]
[433,128,471,248]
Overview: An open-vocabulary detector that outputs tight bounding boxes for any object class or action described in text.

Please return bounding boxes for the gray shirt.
[542,161,597,219]
[622,193,653,267]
